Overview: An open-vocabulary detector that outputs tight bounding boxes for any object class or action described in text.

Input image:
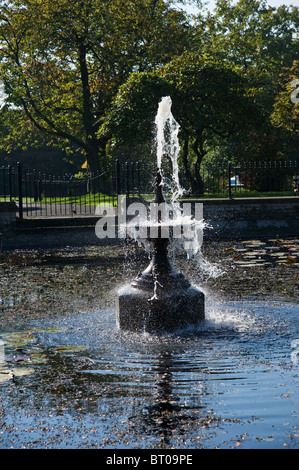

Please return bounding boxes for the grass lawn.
[0,190,295,206]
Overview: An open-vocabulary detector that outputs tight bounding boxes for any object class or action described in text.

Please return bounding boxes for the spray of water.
[125,96,223,280]
[155,96,183,201]
[155,97,223,279]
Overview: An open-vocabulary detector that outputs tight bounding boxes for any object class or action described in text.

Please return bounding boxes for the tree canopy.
[194,0,299,73]
[0,0,298,184]
[103,53,263,192]
[271,61,299,135]
[0,0,192,172]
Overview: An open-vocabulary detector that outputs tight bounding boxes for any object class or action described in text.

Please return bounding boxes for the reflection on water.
[0,298,298,449]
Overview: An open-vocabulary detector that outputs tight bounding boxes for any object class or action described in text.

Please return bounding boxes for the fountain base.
[117,267,205,333]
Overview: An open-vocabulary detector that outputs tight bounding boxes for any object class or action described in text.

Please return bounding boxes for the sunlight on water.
[0,289,298,449]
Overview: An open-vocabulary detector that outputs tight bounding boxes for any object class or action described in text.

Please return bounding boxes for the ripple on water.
[0,298,298,449]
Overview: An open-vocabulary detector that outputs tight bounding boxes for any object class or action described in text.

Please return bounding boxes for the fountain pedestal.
[117,170,205,333]
[117,273,204,333]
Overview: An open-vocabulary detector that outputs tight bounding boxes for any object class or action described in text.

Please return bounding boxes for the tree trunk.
[192,138,205,195]
[86,142,100,175]
[78,40,101,181]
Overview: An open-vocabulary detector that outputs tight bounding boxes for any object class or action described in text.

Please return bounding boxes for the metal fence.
[196,160,298,198]
[0,160,298,219]
[0,160,156,219]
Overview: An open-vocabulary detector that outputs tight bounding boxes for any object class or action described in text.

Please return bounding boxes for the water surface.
[0,240,298,449]
[0,296,298,449]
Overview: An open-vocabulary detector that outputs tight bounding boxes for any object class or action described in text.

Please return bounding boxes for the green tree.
[193,0,299,119]
[194,0,299,73]
[0,0,193,174]
[103,53,261,193]
[191,0,299,171]
[271,61,299,136]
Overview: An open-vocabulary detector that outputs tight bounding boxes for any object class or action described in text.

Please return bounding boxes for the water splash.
[155,96,183,201]
[124,96,223,280]
[154,97,223,279]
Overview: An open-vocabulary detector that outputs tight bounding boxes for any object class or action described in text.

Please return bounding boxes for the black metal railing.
[0,160,297,219]
[200,160,298,198]
[0,160,156,219]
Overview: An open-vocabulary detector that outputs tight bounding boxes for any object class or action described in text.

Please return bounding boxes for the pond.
[0,238,298,449]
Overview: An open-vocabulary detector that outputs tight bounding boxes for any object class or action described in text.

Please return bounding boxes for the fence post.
[17,162,23,220]
[131,162,135,196]
[8,166,12,202]
[228,162,232,199]
[2,165,6,200]
[126,162,129,197]
[137,161,140,197]
[115,159,120,195]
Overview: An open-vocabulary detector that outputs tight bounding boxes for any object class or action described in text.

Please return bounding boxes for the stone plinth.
[117,282,204,333]
[116,168,205,333]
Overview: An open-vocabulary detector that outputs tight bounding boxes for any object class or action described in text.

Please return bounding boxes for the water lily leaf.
[242,240,265,247]
[278,257,297,265]
[234,262,260,267]
[29,354,49,364]
[0,366,34,383]
[12,367,35,377]
[54,345,88,353]
[0,371,12,384]
[269,253,288,257]
[0,332,34,348]
[27,347,44,354]
[37,327,67,334]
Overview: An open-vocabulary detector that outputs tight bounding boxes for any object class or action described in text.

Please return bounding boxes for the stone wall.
[1,197,298,249]
[196,197,299,240]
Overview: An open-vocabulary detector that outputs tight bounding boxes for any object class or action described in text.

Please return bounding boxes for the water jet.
[117,97,205,333]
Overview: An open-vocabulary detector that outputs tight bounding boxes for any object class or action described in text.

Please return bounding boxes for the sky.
[183,0,299,15]
[266,0,298,5]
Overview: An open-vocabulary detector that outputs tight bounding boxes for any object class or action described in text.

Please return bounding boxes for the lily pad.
[242,240,266,247]
[234,262,260,267]
[0,366,34,383]
[54,345,88,354]
[12,367,35,377]
[0,332,34,348]
[0,371,12,384]
[29,353,49,364]
[36,327,67,334]
[269,253,288,257]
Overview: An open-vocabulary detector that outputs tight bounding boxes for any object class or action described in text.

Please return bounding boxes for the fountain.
[116,97,205,333]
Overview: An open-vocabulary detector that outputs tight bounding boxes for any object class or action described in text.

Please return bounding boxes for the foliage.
[194,0,299,74]
[102,53,263,193]
[0,0,298,185]
[101,72,171,145]
[271,61,299,136]
[193,0,299,168]
[0,0,192,173]
[103,0,299,192]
